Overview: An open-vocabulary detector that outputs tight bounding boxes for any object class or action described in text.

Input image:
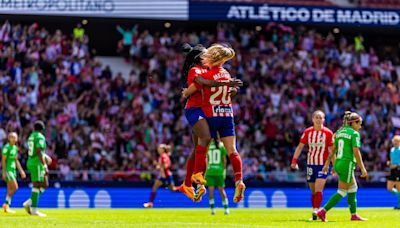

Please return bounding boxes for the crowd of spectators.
[0,20,399,183]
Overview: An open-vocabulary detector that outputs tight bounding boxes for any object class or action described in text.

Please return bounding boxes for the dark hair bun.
[182,43,193,54]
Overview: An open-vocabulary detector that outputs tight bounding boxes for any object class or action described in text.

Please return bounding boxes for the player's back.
[202,66,233,118]
[334,126,358,163]
[27,131,46,163]
[206,141,226,176]
[159,153,172,176]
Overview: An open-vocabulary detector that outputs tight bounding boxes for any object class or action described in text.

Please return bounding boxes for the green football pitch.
[0,208,399,227]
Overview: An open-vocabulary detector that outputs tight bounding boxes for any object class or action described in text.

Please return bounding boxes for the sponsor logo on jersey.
[213,106,233,114]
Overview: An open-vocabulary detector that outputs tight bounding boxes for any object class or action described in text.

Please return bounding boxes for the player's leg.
[395,181,400,209]
[185,138,196,187]
[313,166,328,219]
[217,176,229,215]
[317,161,351,222]
[208,185,216,215]
[25,163,46,216]
[314,179,327,211]
[221,135,245,203]
[144,179,163,208]
[308,182,317,220]
[168,176,177,192]
[348,176,368,221]
[191,118,211,185]
[3,176,17,213]
[178,148,195,200]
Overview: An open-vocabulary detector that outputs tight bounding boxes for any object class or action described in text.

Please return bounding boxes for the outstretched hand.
[227,79,243,87]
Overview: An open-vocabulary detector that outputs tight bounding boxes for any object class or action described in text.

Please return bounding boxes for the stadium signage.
[190,2,400,26]
[0,0,188,19]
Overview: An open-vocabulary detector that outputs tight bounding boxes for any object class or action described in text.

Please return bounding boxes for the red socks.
[184,158,195,187]
[314,192,322,209]
[193,145,207,175]
[229,152,243,182]
[149,191,156,203]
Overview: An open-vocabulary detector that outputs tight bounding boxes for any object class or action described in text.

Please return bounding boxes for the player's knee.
[348,184,358,193]
[337,189,347,197]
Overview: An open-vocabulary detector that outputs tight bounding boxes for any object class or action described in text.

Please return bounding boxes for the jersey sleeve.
[1,146,8,156]
[36,136,46,150]
[299,130,308,145]
[188,68,203,90]
[352,132,361,148]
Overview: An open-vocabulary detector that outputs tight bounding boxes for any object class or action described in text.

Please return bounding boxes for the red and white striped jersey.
[201,66,234,118]
[300,126,333,165]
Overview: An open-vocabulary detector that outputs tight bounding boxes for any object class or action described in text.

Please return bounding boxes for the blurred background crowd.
[0,19,399,183]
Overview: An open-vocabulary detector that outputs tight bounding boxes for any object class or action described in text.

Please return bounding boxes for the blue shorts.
[184,108,206,127]
[159,176,174,186]
[206,117,235,139]
[306,165,329,183]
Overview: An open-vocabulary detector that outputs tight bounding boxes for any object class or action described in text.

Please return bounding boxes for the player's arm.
[352,132,367,177]
[291,143,305,169]
[353,147,367,178]
[182,83,198,98]
[15,155,26,179]
[323,144,335,174]
[194,76,243,88]
[1,150,7,180]
[37,148,44,165]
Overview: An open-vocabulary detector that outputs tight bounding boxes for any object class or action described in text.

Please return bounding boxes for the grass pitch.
[0,208,399,227]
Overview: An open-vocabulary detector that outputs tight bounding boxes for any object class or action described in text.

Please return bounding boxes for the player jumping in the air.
[184,43,245,203]
[206,136,229,215]
[290,110,333,220]
[144,144,178,208]
[2,132,26,213]
[317,111,368,222]
[180,43,242,202]
[23,120,50,217]
[386,135,400,209]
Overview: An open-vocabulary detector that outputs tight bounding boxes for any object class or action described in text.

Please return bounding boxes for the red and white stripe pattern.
[300,127,333,165]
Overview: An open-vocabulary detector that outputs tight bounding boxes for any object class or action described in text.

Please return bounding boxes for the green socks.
[31,188,40,208]
[348,192,357,214]
[323,189,346,211]
[223,198,229,209]
[209,199,215,209]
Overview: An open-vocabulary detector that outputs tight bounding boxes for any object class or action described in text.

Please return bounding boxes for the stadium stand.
[0,20,398,183]
[359,0,400,9]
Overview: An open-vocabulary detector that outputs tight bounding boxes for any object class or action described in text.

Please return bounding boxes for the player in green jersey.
[317,112,368,222]
[205,137,229,215]
[23,120,49,217]
[2,132,26,213]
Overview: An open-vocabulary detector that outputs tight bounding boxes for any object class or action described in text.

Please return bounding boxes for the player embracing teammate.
[183,43,246,203]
